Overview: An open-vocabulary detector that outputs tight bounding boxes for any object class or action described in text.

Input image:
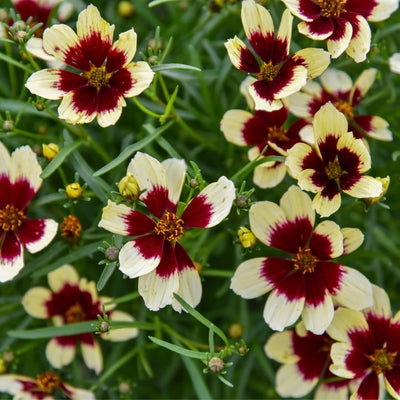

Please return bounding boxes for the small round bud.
[148,38,163,51]
[0,9,9,22]
[189,178,199,189]
[65,182,83,200]
[209,0,223,12]
[2,351,15,364]
[38,125,48,135]
[105,246,120,262]
[12,20,26,31]
[118,172,140,202]
[179,1,189,10]
[363,176,390,206]
[33,144,42,156]
[238,227,257,249]
[98,321,110,333]
[235,194,249,209]
[14,30,27,41]
[2,120,14,132]
[208,357,224,373]
[237,346,247,355]
[35,102,46,111]
[228,322,243,339]
[118,381,131,394]
[118,1,135,18]
[148,55,157,65]
[42,143,60,161]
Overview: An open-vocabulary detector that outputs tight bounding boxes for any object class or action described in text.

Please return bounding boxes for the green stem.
[5,42,17,97]
[132,97,163,118]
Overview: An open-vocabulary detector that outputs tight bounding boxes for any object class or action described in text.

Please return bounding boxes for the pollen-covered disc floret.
[292,247,319,274]
[155,212,184,242]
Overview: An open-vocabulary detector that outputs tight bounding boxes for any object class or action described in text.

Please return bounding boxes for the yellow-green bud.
[238,227,257,249]
[208,357,224,373]
[228,322,243,339]
[363,176,390,206]
[65,183,83,200]
[118,173,140,202]
[42,143,59,162]
[117,1,135,18]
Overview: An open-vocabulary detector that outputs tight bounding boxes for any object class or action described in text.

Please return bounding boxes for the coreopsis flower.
[230,185,373,334]
[99,152,235,312]
[265,321,352,399]
[389,52,400,74]
[327,285,400,399]
[286,102,383,217]
[221,106,308,188]
[0,371,95,400]
[0,142,58,282]
[287,68,393,142]
[25,4,154,127]
[21,264,138,375]
[281,0,398,62]
[225,0,330,111]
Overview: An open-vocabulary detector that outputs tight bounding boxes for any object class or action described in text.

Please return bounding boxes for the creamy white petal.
[302,291,334,334]
[286,91,314,118]
[102,310,138,341]
[342,176,383,199]
[26,37,58,62]
[276,363,318,398]
[312,190,341,217]
[21,287,52,318]
[81,339,103,375]
[314,102,348,145]
[350,68,376,104]
[220,109,253,146]
[327,21,353,59]
[285,143,315,178]
[98,200,132,235]
[341,227,364,255]
[43,23,80,62]
[25,69,65,100]
[242,0,274,41]
[368,0,398,22]
[48,264,79,292]
[24,219,58,254]
[0,242,24,283]
[249,84,285,111]
[240,76,257,109]
[389,53,400,74]
[362,284,391,320]
[58,91,97,125]
[123,61,154,98]
[110,28,137,67]
[161,158,186,206]
[46,337,76,368]
[329,342,356,378]
[172,268,202,313]
[97,96,126,128]
[315,383,349,400]
[264,330,298,363]
[313,220,343,258]
[293,48,331,80]
[320,68,353,96]
[345,16,371,63]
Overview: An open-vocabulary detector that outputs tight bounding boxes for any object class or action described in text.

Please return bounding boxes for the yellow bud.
[238,226,257,249]
[65,182,83,200]
[118,1,135,18]
[118,173,140,202]
[228,322,243,339]
[363,176,390,206]
[42,143,59,161]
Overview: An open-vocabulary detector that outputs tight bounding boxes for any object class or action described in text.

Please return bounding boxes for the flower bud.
[235,194,249,209]
[118,1,135,18]
[105,246,120,262]
[208,357,224,373]
[98,321,110,333]
[189,178,199,189]
[228,322,243,339]
[65,183,83,200]
[2,120,14,132]
[118,173,140,202]
[238,227,257,249]
[42,143,59,161]
[363,176,390,206]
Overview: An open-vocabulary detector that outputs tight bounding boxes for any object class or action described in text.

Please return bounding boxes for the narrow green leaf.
[148,0,179,7]
[161,85,179,123]
[217,374,234,388]
[173,293,229,346]
[0,51,32,72]
[149,336,206,360]
[97,261,118,291]
[209,324,215,354]
[152,63,201,72]
[40,141,84,179]
[93,120,174,176]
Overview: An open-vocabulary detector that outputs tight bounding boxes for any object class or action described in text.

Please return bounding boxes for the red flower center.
[318,0,347,18]
[257,62,280,81]
[84,65,111,89]
[36,371,60,393]
[292,247,319,274]
[267,126,289,142]
[155,212,184,242]
[324,159,343,180]
[368,348,397,374]
[333,101,354,120]
[65,302,87,323]
[0,204,26,232]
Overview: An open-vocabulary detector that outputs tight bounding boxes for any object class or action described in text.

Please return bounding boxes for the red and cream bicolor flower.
[281,0,398,62]
[225,0,330,111]
[0,371,94,400]
[288,68,392,142]
[327,285,400,400]
[265,321,352,399]
[99,152,235,312]
[230,185,373,334]
[286,102,383,217]
[0,142,58,283]
[25,4,154,127]
[22,264,138,375]
[221,105,308,188]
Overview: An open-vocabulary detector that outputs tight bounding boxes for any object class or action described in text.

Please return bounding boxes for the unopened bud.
[42,143,59,161]
[228,322,243,339]
[363,176,390,206]
[98,321,110,333]
[14,30,27,41]
[118,172,140,202]
[35,102,46,111]
[2,351,14,364]
[2,120,14,132]
[118,1,135,18]
[148,38,163,51]
[12,20,26,31]
[0,9,9,22]
[118,381,131,394]
[235,194,249,209]
[65,182,83,200]
[238,227,257,249]
[148,55,157,65]
[105,246,119,262]
[189,178,199,188]
[208,357,224,373]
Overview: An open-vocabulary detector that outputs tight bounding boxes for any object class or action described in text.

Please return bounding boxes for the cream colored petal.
[241,0,274,42]
[342,176,383,199]
[276,363,318,398]
[123,61,154,98]
[274,65,308,99]
[327,21,353,59]
[286,91,314,118]
[302,291,334,334]
[97,96,126,128]
[102,310,138,342]
[46,337,76,368]
[276,9,293,57]
[79,278,98,303]
[349,68,377,104]
[62,384,96,400]
[24,219,58,254]
[360,116,392,141]
[293,48,331,80]
[345,16,371,63]
[320,68,353,95]
[264,330,298,363]
[341,227,364,255]
[367,0,398,22]
[81,339,103,375]
[48,264,79,292]
[389,53,400,74]
[299,124,315,145]
[26,37,58,62]
[314,102,348,145]
[297,169,323,193]
[298,20,333,40]
[224,36,251,71]
[285,142,315,178]
[43,24,80,62]
[362,284,391,320]
[313,220,343,258]
[230,258,274,299]
[0,142,11,177]
[312,190,341,217]
[171,268,202,313]
[98,200,133,236]
[58,91,97,125]
[384,374,400,400]
[315,383,349,400]
[22,287,52,318]
[0,375,28,394]
[161,158,186,206]
[279,185,315,226]
[110,28,137,67]
[220,109,253,146]
[253,162,287,189]
[329,342,356,378]
[249,84,285,111]
[281,0,314,21]
[240,76,257,109]
[0,243,24,283]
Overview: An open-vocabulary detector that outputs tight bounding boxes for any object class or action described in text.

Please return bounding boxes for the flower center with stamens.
[0,204,26,232]
[257,62,280,81]
[325,159,343,180]
[318,0,347,17]
[292,247,319,274]
[37,371,60,393]
[84,65,110,89]
[155,212,184,242]
[267,126,289,142]
[65,302,86,323]
[368,348,397,374]
[333,101,354,120]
